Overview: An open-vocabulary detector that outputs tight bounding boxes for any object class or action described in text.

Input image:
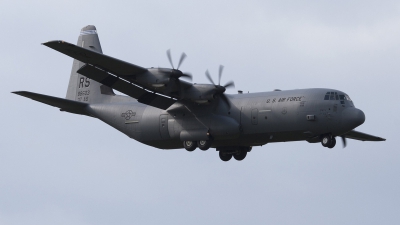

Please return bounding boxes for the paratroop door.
[159,114,170,139]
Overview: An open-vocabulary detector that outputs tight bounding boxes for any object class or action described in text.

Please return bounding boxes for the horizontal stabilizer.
[12,91,89,116]
[344,130,386,141]
[43,40,148,76]
[77,64,176,110]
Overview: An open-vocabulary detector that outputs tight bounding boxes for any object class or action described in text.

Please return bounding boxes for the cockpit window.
[324,92,351,105]
[324,92,330,100]
[339,95,345,104]
[330,92,335,100]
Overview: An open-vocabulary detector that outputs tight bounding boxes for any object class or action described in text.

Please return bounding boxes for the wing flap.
[43,40,147,76]
[77,64,176,110]
[12,91,89,116]
[344,130,386,141]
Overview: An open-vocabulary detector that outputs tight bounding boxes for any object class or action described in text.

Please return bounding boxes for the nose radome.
[342,108,365,130]
[355,108,365,126]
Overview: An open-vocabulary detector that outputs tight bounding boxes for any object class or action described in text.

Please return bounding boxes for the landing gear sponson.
[183,141,252,161]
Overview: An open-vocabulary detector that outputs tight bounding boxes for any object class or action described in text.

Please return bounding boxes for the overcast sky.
[1,1,399,224]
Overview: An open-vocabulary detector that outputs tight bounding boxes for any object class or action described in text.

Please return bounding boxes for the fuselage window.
[345,95,352,102]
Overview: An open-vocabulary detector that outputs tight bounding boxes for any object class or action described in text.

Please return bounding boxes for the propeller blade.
[223,81,235,89]
[341,136,347,148]
[166,49,174,69]
[177,52,187,70]
[181,72,193,80]
[219,94,231,109]
[205,70,215,85]
[218,65,224,85]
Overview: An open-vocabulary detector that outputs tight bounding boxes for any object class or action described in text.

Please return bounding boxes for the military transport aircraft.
[13,25,385,161]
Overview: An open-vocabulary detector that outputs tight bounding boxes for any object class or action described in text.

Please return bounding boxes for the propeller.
[205,65,235,108]
[162,49,192,99]
[166,49,192,80]
[341,136,347,148]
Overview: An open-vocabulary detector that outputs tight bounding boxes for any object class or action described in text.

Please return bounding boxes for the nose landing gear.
[321,134,336,148]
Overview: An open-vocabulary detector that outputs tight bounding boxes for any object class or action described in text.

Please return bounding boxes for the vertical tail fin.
[65,25,114,103]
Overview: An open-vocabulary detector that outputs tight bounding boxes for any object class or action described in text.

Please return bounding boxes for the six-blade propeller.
[165,49,192,80]
[205,65,235,108]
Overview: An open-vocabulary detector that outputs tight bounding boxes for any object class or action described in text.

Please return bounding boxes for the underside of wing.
[43,40,148,76]
[344,130,386,141]
[77,64,176,110]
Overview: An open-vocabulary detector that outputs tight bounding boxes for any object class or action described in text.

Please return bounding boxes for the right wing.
[344,130,386,141]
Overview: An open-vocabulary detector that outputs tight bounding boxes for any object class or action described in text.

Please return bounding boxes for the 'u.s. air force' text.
[267,96,304,103]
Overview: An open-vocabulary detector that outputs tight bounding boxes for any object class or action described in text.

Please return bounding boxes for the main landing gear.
[321,134,336,148]
[183,140,212,151]
[183,141,251,162]
[218,147,251,162]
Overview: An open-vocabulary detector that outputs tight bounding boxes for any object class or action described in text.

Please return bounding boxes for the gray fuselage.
[86,88,365,149]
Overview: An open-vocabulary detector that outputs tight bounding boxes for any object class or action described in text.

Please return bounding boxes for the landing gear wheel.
[321,135,332,147]
[198,140,212,150]
[328,137,336,149]
[183,141,197,151]
[219,151,232,161]
[233,150,247,161]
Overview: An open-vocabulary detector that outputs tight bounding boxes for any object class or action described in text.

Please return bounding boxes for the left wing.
[344,130,386,141]
[77,64,176,110]
[43,40,147,76]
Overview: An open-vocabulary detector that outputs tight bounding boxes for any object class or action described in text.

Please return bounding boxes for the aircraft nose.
[342,108,365,129]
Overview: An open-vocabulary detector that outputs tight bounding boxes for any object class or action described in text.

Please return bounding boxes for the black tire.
[321,135,332,147]
[183,141,197,151]
[328,137,336,149]
[233,150,247,161]
[219,151,232,161]
[198,140,212,150]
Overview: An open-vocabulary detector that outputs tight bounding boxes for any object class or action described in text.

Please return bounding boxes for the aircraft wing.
[43,40,176,110]
[344,130,386,141]
[43,40,148,76]
[77,64,176,110]
[12,91,90,116]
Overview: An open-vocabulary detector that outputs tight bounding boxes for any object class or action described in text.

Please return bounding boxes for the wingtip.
[12,91,28,96]
[42,40,68,47]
